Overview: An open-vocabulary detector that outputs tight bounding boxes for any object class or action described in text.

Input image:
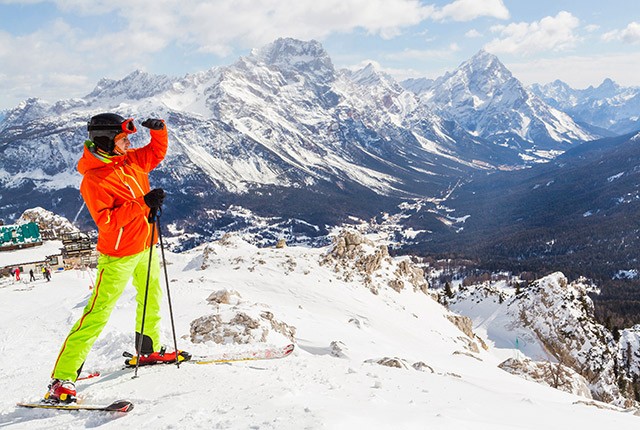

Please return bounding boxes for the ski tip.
[106,400,134,412]
[77,371,101,381]
[283,344,295,355]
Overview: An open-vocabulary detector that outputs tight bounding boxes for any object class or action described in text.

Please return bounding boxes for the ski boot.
[44,379,77,404]
[124,347,191,367]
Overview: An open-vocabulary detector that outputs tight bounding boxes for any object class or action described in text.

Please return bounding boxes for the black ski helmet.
[87,113,135,154]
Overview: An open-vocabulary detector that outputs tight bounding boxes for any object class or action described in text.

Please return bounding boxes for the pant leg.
[132,247,163,354]
[51,253,138,381]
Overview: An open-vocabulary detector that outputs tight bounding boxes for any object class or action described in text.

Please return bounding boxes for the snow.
[608,172,625,182]
[0,241,63,267]
[614,270,639,280]
[0,236,638,429]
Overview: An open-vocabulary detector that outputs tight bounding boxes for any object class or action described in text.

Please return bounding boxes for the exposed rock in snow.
[190,304,295,345]
[499,357,593,399]
[514,273,623,404]
[447,314,488,353]
[321,230,429,295]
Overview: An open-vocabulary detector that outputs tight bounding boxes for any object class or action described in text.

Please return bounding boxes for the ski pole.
[133,207,158,379]
[156,209,181,368]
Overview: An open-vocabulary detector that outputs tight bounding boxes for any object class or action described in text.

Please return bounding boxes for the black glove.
[143,188,165,209]
[141,118,165,130]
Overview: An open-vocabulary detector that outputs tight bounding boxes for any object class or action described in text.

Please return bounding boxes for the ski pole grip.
[148,207,158,223]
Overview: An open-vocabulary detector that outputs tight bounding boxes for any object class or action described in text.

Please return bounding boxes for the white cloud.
[383,43,461,61]
[432,0,509,22]
[484,11,581,54]
[0,0,440,108]
[507,52,640,89]
[465,29,483,38]
[0,20,97,103]
[602,22,640,44]
[4,0,439,56]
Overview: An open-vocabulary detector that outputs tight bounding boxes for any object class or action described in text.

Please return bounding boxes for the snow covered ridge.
[448,272,640,408]
[3,232,640,427]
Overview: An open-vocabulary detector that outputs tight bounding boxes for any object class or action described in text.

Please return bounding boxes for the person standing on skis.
[45,113,189,404]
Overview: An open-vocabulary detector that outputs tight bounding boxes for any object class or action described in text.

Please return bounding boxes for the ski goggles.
[120,118,137,134]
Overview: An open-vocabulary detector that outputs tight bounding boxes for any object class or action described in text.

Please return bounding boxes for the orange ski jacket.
[77,126,168,257]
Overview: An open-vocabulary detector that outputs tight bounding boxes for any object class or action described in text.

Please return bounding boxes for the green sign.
[0,222,41,247]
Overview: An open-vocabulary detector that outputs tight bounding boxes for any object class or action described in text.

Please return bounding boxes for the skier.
[29,269,36,282]
[45,113,189,404]
[14,267,20,281]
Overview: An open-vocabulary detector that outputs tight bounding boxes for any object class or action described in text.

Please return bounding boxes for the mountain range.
[1,39,627,230]
[531,78,640,135]
[402,50,594,153]
[1,38,639,318]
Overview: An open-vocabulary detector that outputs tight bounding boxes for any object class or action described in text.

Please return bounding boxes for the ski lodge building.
[0,222,97,278]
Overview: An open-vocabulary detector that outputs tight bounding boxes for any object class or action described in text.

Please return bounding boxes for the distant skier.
[45,113,189,404]
[44,267,51,282]
[29,269,36,282]
[14,267,20,281]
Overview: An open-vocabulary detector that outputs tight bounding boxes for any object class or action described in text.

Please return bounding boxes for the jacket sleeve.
[129,125,169,172]
[80,175,147,233]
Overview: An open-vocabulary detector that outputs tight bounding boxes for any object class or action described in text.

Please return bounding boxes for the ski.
[194,343,295,364]
[75,344,295,382]
[17,399,134,413]
[121,343,294,367]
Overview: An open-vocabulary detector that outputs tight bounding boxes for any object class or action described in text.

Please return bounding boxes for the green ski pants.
[51,247,162,381]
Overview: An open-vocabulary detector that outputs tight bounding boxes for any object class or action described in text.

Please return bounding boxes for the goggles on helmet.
[121,118,137,134]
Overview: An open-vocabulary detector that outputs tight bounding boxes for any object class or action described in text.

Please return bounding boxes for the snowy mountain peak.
[85,69,177,101]
[411,48,594,150]
[250,37,335,82]
[0,98,51,133]
[350,63,401,91]
[469,49,501,66]
[18,207,80,237]
[458,49,514,86]
[589,78,621,98]
[596,77,618,89]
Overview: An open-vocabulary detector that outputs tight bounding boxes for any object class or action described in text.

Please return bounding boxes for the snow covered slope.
[0,232,638,428]
[448,272,640,406]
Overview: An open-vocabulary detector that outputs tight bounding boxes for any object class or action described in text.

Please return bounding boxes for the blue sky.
[0,0,639,110]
